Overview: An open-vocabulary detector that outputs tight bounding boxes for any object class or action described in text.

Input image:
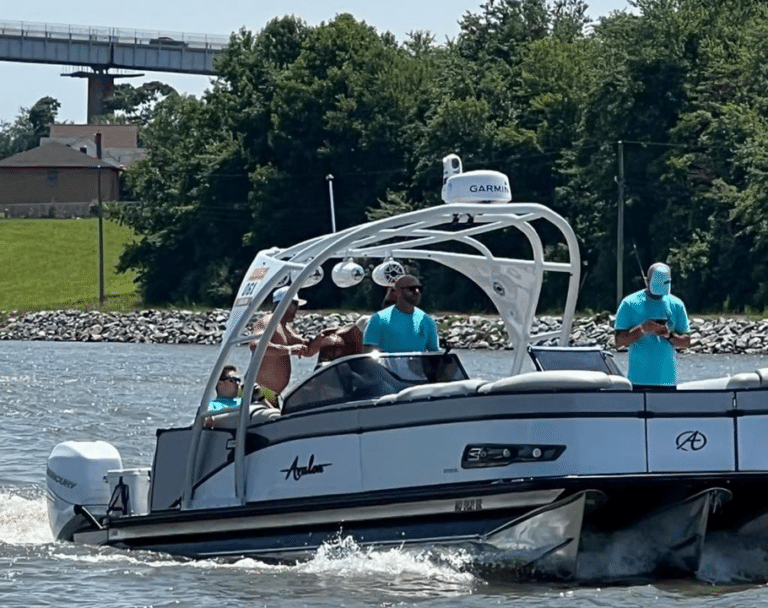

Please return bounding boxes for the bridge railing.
[0,20,231,49]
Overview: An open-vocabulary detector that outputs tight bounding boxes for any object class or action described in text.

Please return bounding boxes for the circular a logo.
[492,281,506,296]
[676,430,707,451]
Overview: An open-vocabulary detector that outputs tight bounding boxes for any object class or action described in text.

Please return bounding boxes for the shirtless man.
[250,286,310,408]
[305,287,399,365]
[309,320,365,364]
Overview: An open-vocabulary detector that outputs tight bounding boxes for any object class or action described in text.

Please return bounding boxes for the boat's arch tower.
[181,165,581,508]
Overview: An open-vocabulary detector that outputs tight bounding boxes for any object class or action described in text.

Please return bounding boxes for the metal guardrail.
[0,19,230,50]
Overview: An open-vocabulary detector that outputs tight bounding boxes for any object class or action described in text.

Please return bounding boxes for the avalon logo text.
[281,455,332,481]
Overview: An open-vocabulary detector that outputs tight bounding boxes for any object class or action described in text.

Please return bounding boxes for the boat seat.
[477,370,632,394]
[391,379,487,403]
[677,372,762,391]
[756,368,768,386]
[374,394,398,405]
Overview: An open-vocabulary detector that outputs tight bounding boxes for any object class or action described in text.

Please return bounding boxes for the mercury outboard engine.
[46,440,122,541]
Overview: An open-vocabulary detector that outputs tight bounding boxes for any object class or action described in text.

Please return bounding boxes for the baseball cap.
[272,286,307,307]
[647,263,671,297]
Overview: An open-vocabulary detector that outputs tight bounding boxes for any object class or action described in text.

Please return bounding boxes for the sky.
[0,0,632,124]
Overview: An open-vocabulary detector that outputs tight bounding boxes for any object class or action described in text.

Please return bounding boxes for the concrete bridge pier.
[64,70,143,122]
[87,72,114,123]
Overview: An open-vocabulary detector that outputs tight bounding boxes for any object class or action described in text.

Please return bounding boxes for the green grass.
[0,218,140,312]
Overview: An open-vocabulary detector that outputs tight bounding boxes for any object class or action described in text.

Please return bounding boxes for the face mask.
[648,264,671,297]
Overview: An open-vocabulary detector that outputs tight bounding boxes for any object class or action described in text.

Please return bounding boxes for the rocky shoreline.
[0,309,767,354]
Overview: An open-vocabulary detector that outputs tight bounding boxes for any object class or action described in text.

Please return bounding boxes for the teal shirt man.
[364,305,439,353]
[363,274,440,353]
[615,263,691,387]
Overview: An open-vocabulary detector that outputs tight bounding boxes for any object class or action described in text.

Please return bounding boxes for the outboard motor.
[46,440,122,541]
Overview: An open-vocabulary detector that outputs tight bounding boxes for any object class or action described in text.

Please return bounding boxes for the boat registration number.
[455,498,483,512]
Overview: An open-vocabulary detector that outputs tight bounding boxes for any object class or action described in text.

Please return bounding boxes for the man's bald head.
[394,274,423,312]
[395,274,422,289]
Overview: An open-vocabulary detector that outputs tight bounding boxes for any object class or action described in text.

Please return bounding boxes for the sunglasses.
[219,376,241,384]
[402,285,423,293]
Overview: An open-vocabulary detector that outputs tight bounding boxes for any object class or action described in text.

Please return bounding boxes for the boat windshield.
[282,352,468,414]
[527,345,625,376]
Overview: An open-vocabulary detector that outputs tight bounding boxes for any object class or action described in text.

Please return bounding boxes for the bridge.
[0,20,230,120]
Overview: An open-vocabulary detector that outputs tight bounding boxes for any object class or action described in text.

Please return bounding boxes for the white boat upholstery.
[374,394,398,404]
[390,379,487,403]
[477,370,632,394]
[756,368,768,386]
[677,372,762,391]
[205,403,281,429]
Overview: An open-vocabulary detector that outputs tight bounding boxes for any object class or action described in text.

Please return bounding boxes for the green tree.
[116,0,768,312]
[0,96,60,159]
[665,0,768,310]
[115,93,253,304]
[100,81,178,126]
[554,1,696,310]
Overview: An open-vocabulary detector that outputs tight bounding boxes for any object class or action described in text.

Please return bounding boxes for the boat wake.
[0,491,53,546]
[698,532,768,584]
[577,529,683,582]
[0,495,471,585]
[297,535,477,593]
[10,486,768,586]
[576,528,768,585]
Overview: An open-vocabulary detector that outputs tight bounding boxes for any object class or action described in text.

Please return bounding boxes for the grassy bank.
[0,218,139,312]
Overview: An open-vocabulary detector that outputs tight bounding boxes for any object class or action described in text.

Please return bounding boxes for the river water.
[3,341,768,607]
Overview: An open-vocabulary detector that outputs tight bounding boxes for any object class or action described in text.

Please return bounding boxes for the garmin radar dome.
[441,154,512,204]
[332,259,365,288]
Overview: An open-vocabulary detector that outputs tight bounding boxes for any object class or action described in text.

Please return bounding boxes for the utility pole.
[96,132,105,305]
[616,140,625,308]
[326,174,337,232]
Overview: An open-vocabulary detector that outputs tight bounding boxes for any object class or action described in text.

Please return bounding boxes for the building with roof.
[42,124,147,169]
[0,141,120,217]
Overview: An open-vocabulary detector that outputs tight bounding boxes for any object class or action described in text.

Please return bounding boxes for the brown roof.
[0,142,120,169]
[50,124,139,148]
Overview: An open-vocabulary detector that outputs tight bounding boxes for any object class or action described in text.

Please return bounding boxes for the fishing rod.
[633,241,668,333]
[632,241,647,286]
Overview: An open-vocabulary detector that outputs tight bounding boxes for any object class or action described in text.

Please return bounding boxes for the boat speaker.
[372,260,405,287]
[332,259,365,288]
[299,266,324,288]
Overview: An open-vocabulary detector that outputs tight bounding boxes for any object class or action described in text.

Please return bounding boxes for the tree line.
[10,0,768,314]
